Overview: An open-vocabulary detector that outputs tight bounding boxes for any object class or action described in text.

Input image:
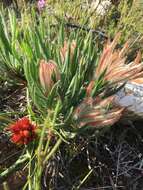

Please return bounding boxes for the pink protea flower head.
[8,117,37,145]
[39,59,60,95]
[95,33,143,85]
[60,40,76,62]
[74,96,124,128]
[37,0,46,10]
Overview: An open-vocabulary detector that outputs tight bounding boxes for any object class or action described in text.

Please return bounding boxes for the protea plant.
[23,29,143,132]
[1,14,143,188]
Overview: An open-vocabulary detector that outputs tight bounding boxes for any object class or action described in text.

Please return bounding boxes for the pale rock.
[115,82,143,116]
[91,0,111,16]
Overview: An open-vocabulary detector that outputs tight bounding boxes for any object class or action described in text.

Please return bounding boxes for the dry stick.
[75,169,93,190]
[0,155,28,182]
[50,21,108,39]
[65,23,108,38]
[3,182,10,190]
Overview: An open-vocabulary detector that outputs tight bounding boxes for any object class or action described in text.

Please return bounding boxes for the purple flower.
[37,0,46,10]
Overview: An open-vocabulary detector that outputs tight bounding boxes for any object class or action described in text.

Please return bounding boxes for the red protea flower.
[8,117,37,145]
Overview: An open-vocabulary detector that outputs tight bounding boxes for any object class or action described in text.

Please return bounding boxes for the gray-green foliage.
[0,8,99,116]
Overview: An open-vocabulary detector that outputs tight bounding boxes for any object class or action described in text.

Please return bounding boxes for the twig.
[0,154,28,182]
[75,169,93,190]
[0,150,22,164]
[64,23,108,39]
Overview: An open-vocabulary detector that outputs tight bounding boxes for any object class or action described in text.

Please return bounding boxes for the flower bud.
[39,60,60,95]
[60,40,76,62]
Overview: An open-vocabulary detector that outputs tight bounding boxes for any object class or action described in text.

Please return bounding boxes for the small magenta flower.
[8,117,37,145]
[37,0,46,10]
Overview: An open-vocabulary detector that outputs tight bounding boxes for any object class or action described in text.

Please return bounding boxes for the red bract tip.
[8,117,37,145]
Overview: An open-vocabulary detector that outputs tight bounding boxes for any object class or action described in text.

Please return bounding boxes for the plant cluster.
[0,1,143,189]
